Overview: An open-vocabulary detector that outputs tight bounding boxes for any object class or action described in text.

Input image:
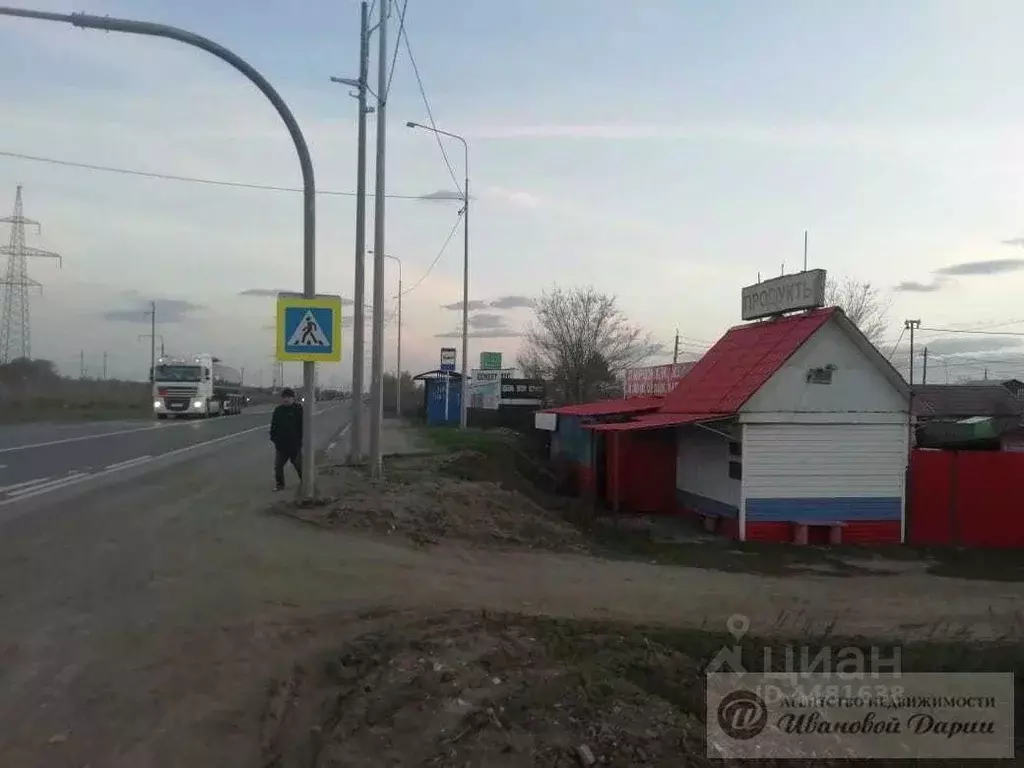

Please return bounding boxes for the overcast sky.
[3,0,1024,387]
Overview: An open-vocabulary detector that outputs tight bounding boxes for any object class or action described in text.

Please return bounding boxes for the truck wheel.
[157,414,168,421]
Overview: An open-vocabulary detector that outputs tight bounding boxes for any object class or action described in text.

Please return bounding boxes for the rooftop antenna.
[803,230,808,271]
[757,271,761,283]
[781,262,785,276]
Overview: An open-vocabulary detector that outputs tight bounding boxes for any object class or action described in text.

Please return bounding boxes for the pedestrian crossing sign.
[276,293,343,362]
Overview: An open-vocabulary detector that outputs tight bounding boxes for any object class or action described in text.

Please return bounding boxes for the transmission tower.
[0,185,62,362]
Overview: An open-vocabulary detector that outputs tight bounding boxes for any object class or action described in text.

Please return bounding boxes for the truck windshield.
[154,365,201,382]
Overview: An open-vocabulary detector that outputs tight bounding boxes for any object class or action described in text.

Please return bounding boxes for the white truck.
[152,353,246,419]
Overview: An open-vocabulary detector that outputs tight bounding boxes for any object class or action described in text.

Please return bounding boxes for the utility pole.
[331,0,371,463]
[905,319,921,461]
[921,347,928,385]
[147,301,156,386]
[102,352,108,380]
[673,329,680,364]
[803,230,808,272]
[905,319,920,386]
[79,350,85,379]
[368,0,388,475]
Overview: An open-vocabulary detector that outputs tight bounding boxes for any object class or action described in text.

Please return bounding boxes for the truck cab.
[152,353,245,419]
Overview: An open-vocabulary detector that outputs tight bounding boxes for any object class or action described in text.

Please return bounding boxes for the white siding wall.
[676,426,741,510]
[741,318,907,425]
[742,423,907,500]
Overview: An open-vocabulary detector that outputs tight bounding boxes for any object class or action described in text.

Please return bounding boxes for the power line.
[401,208,465,296]
[887,327,906,361]
[400,18,463,196]
[384,0,408,100]
[920,326,1024,337]
[0,149,435,201]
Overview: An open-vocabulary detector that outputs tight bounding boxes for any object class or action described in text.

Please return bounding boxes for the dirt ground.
[3,421,1024,766]
[260,610,1023,767]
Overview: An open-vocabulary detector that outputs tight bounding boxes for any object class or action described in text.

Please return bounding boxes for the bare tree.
[825,277,891,344]
[518,286,655,404]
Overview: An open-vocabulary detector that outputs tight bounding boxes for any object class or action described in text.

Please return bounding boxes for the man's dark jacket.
[270,403,303,452]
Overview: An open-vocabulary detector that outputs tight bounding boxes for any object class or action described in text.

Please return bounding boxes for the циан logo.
[717,689,768,740]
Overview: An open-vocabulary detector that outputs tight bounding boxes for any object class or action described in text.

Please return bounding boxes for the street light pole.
[330,0,371,463]
[0,6,320,499]
[406,121,470,429]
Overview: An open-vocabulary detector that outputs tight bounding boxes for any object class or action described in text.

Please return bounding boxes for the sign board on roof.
[741,268,827,321]
[624,362,694,398]
[500,378,546,401]
[472,367,515,382]
[479,351,503,370]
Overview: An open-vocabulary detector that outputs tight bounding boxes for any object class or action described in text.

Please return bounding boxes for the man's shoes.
[274,484,285,492]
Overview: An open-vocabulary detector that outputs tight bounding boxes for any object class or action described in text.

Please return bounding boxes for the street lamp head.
[406,121,420,129]
[330,76,360,87]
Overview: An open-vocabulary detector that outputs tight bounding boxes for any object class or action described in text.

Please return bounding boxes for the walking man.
[270,387,303,491]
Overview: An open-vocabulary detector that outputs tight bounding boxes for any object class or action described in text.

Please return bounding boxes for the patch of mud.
[271,452,587,553]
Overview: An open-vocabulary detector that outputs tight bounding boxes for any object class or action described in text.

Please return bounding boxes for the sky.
[2,0,1024,387]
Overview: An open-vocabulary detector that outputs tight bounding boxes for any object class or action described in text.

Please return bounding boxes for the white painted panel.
[742,318,907,422]
[742,423,907,499]
[676,426,740,507]
[535,412,557,431]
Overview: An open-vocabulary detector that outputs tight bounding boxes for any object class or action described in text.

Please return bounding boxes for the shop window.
[728,460,742,480]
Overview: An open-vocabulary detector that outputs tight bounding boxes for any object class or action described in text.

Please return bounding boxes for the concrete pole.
[368,0,388,476]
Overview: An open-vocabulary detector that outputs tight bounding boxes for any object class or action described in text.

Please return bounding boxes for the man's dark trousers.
[274,447,302,488]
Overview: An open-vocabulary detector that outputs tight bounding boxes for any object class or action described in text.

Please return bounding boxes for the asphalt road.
[0,403,351,516]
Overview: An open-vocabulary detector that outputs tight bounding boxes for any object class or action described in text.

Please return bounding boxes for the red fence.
[908,449,1024,548]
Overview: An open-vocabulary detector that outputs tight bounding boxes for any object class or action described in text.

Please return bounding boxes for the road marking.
[4,472,89,498]
[0,409,272,455]
[0,424,266,506]
[105,455,153,471]
[0,406,351,506]
[0,475,55,493]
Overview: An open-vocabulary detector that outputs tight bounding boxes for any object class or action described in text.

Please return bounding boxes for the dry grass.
[0,379,151,423]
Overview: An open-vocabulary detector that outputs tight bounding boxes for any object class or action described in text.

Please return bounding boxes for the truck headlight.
[193,400,204,409]
[153,400,162,408]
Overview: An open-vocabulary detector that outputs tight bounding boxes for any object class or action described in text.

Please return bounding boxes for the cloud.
[482,186,546,209]
[441,299,489,311]
[442,295,535,311]
[102,297,203,324]
[435,328,523,339]
[894,280,946,293]
[933,258,1024,277]
[434,312,522,338]
[489,295,535,309]
[418,189,465,202]
[241,289,354,306]
[468,313,508,329]
[1002,239,1024,248]
[924,336,1024,356]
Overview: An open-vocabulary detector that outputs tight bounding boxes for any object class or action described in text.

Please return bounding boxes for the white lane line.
[0,408,277,455]
[105,455,153,471]
[0,424,265,506]
[0,407,352,506]
[6,472,89,498]
[0,475,55,493]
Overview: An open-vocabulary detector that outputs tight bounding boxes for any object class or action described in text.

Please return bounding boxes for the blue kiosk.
[412,369,463,426]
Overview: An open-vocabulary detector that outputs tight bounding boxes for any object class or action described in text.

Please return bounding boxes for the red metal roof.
[585,412,728,432]
[659,308,836,415]
[543,396,664,417]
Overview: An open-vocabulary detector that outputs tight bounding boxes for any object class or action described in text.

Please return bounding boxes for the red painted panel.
[908,449,1024,548]
[745,522,791,542]
[907,450,955,546]
[607,430,677,514]
[842,521,902,545]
